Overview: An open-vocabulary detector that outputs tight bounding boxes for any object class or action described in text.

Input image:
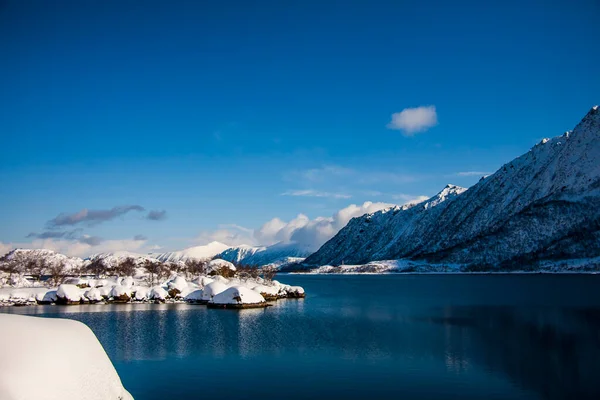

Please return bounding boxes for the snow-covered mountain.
[87,251,160,267]
[0,249,84,272]
[149,241,230,263]
[218,242,313,267]
[304,106,600,270]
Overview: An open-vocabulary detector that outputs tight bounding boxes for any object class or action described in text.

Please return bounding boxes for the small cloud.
[78,235,103,246]
[281,190,351,199]
[146,210,167,221]
[387,105,438,136]
[456,171,491,177]
[391,194,430,205]
[134,234,148,241]
[220,224,254,234]
[47,205,145,228]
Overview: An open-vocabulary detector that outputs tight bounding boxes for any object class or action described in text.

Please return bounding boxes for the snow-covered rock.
[167,275,188,292]
[149,286,168,301]
[191,276,214,287]
[207,259,236,274]
[98,286,113,299]
[0,314,133,400]
[121,276,135,288]
[184,289,204,303]
[210,286,266,306]
[109,285,131,302]
[36,289,58,304]
[201,281,229,302]
[305,107,600,271]
[133,286,150,301]
[252,284,279,299]
[56,284,83,304]
[84,287,104,302]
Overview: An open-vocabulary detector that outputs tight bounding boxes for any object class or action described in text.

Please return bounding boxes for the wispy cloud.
[134,234,148,241]
[456,171,491,177]
[47,205,145,228]
[146,210,167,221]
[281,189,352,199]
[391,194,430,204]
[26,230,81,240]
[78,235,103,246]
[299,165,354,183]
[387,105,438,136]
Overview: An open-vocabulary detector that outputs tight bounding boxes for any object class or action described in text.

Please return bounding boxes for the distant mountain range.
[3,107,599,274]
[303,106,600,271]
[218,242,312,267]
[149,241,230,263]
[1,240,311,272]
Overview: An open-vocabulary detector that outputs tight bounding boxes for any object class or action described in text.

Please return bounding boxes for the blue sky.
[1,0,599,256]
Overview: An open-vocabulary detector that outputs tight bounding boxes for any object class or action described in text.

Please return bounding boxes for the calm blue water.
[4,274,600,400]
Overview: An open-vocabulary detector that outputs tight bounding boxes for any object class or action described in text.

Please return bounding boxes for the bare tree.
[88,258,108,278]
[236,264,260,279]
[26,258,46,283]
[260,265,278,282]
[212,265,235,278]
[117,257,137,277]
[0,253,25,284]
[144,260,166,286]
[185,259,207,278]
[48,261,67,286]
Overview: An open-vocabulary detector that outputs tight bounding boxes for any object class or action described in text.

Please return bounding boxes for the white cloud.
[281,189,352,199]
[195,201,396,252]
[456,171,490,177]
[194,228,253,247]
[387,105,438,136]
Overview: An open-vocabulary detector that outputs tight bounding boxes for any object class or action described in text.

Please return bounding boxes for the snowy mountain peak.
[423,184,466,210]
[304,106,600,269]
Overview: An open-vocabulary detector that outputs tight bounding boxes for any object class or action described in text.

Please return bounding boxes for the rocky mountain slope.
[304,106,600,269]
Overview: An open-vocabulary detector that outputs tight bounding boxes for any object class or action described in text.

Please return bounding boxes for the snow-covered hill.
[0,249,84,272]
[87,251,160,267]
[304,106,600,270]
[150,241,230,263]
[218,242,312,268]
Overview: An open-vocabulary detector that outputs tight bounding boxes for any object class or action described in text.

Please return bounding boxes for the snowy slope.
[217,241,313,267]
[150,241,229,262]
[305,106,600,269]
[0,314,133,400]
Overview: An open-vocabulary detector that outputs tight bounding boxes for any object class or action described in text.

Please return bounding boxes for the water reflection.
[3,275,600,400]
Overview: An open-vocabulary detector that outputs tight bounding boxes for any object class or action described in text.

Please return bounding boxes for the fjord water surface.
[4,274,600,400]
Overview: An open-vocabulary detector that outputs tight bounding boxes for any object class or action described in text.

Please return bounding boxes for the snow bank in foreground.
[0,314,133,400]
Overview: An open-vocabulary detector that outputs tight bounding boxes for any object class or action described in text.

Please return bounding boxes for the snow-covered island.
[0,252,305,308]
